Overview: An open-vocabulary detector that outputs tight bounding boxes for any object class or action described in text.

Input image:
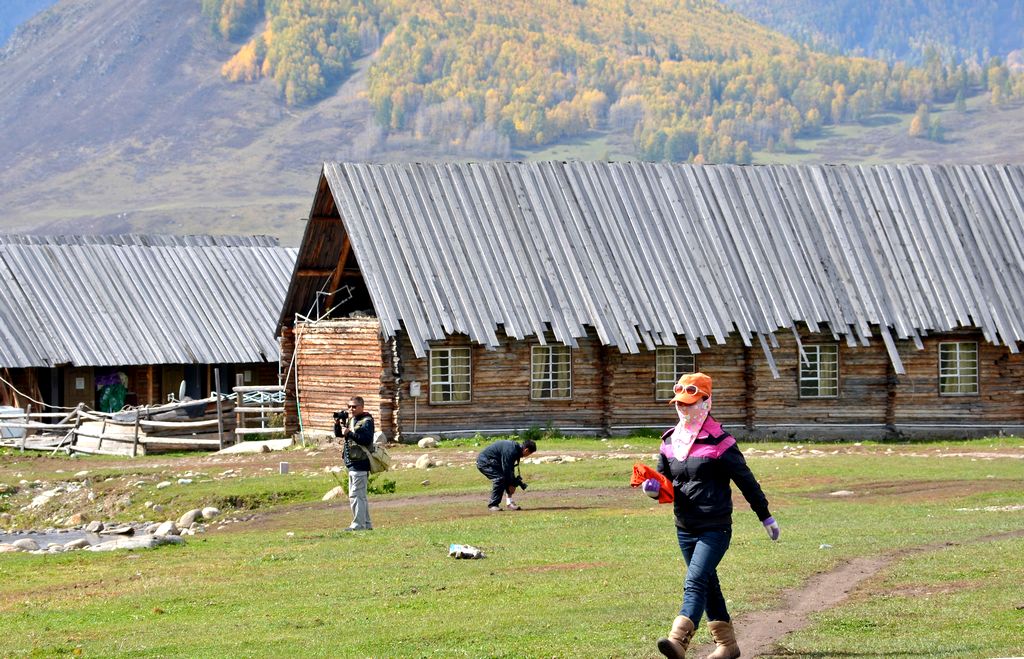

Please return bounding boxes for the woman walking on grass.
[654,372,779,659]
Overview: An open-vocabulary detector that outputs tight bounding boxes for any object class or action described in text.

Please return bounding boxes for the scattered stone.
[418,437,438,448]
[829,490,855,497]
[86,521,104,533]
[323,486,345,501]
[0,544,18,553]
[74,470,90,478]
[154,521,179,537]
[12,538,39,551]
[152,504,165,513]
[177,478,193,485]
[420,480,430,486]
[64,538,91,550]
[143,522,161,535]
[144,501,154,509]
[86,535,183,552]
[156,481,171,489]
[177,509,202,527]
[819,544,833,550]
[100,525,135,536]
[415,454,435,469]
[65,513,85,526]
[201,507,221,520]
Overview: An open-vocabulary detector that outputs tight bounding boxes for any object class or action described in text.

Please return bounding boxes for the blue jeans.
[676,527,731,626]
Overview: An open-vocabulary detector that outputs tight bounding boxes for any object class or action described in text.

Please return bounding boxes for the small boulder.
[64,538,91,550]
[154,521,179,537]
[85,520,104,533]
[99,525,135,536]
[12,538,39,551]
[65,513,85,526]
[201,507,221,520]
[156,481,171,489]
[74,470,90,478]
[415,454,434,469]
[177,478,193,485]
[417,436,438,449]
[177,509,202,528]
[829,490,855,497]
[0,544,18,553]
[322,486,345,501]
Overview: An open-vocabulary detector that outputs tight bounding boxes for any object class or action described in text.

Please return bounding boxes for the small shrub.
[368,476,396,495]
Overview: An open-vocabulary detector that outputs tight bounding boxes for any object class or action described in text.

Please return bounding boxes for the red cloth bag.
[630,462,674,503]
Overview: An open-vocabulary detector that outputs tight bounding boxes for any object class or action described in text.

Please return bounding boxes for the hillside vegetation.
[206,0,1024,164]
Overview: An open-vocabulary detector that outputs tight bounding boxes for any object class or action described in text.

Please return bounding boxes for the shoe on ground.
[506,502,521,511]
[488,505,503,512]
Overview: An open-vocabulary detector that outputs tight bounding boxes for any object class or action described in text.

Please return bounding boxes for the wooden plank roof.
[0,234,297,368]
[279,162,1024,372]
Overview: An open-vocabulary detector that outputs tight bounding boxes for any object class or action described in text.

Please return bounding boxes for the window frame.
[530,344,573,401]
[938,341,980,396]
[798,344,840,399]
[428,346,473,405]
[654,347,697,401]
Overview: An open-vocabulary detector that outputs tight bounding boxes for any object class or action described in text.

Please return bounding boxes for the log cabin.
[278,162,1024,441]
[0,235,296,412]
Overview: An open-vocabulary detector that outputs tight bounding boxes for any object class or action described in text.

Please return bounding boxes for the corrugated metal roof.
[0,235,298,368]
[283,162,1024,374]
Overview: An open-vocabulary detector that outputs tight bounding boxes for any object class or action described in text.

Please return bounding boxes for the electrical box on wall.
[409,381,421,397]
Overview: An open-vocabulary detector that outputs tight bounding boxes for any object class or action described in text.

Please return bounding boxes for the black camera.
[333,409,349,423]
[516,478,528,491]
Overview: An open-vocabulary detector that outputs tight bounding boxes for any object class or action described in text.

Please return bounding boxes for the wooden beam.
[323,236,353,311]
[297,268,336,277]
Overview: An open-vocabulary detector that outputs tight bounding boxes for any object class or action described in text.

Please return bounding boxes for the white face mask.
[671,396,712,458]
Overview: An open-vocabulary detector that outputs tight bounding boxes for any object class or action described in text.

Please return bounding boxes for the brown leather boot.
[657,615,695,658]
[706,620,741,659]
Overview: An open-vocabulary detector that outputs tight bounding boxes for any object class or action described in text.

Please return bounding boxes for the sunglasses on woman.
[673,383,707,397]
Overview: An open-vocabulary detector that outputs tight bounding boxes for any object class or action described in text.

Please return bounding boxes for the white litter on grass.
[955,505,1024,512]
[819,544,833,549]
[449,543,485,559]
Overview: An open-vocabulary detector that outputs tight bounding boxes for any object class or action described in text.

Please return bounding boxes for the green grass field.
[1,437,1022,657]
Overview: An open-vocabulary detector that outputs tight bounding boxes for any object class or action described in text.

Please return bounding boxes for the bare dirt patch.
[807,478,1019,503]
[691,529,1024,658]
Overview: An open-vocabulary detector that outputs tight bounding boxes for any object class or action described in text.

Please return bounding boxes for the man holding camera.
[333,396,375,531]
[475,438,536,511]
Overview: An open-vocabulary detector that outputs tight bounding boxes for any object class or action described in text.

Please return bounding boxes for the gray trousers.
[348,470,372,529]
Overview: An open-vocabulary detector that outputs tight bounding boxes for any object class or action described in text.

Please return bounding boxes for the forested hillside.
[207,0,1024,163]
[719,0,1024,63]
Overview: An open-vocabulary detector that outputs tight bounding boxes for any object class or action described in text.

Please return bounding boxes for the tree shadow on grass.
[858,114,902,128]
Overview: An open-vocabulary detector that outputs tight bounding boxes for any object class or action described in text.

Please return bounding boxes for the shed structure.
[278,162,1024,441]
[0,234,297,412]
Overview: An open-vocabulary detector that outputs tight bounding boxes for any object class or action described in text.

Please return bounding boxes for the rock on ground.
[415,454,435,469]
[12,538,39,551]
[322,486,345,501]
[418,437,438,448]
[177,509,202,527]
[201,507,221,520]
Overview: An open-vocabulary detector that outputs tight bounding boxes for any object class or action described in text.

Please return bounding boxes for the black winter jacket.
[476,440,524,485]
[335,412,375,471]
[656,417,771,532]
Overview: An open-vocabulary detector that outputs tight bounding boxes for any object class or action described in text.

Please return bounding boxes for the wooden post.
[235,373,245,441]
[743,346,756,432]
[214,368,224,450]
[97,416,107,453]
[884,358,898,439]
[132,414,141,458]
[147,365,155,405]
[20,404,31,452]
[71,403,83,454]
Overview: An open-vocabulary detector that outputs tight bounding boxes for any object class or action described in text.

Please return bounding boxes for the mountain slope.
[0,0,1023,244]
[719,0,1024,62]
[0,0,57,45]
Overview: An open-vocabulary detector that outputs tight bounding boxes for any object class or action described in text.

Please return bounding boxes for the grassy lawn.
[1,437,1022,657]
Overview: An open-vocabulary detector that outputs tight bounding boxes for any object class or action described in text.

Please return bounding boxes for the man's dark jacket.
[335,412,374,472]
[476,440,524,484]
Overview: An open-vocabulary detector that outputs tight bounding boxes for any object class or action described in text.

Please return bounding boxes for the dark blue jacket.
[335,413,374,472]
[476,440,524,484]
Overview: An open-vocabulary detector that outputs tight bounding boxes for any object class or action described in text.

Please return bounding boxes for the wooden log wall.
[292,318,393,437]
[281,327,298,434]
[390,324,1023,440]
[393,328,605,437]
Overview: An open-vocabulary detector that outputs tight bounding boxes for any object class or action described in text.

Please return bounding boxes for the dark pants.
[676,527,732,626]
[477,463,508,507]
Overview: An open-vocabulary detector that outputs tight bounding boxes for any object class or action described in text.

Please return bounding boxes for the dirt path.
[691,529,1024,657]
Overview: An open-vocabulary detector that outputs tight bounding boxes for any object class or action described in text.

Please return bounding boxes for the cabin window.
[531,345,572,400]
[939,342,979,395]
[655,348,696,400]
[799,344,839,398]
[429,347,472,404]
